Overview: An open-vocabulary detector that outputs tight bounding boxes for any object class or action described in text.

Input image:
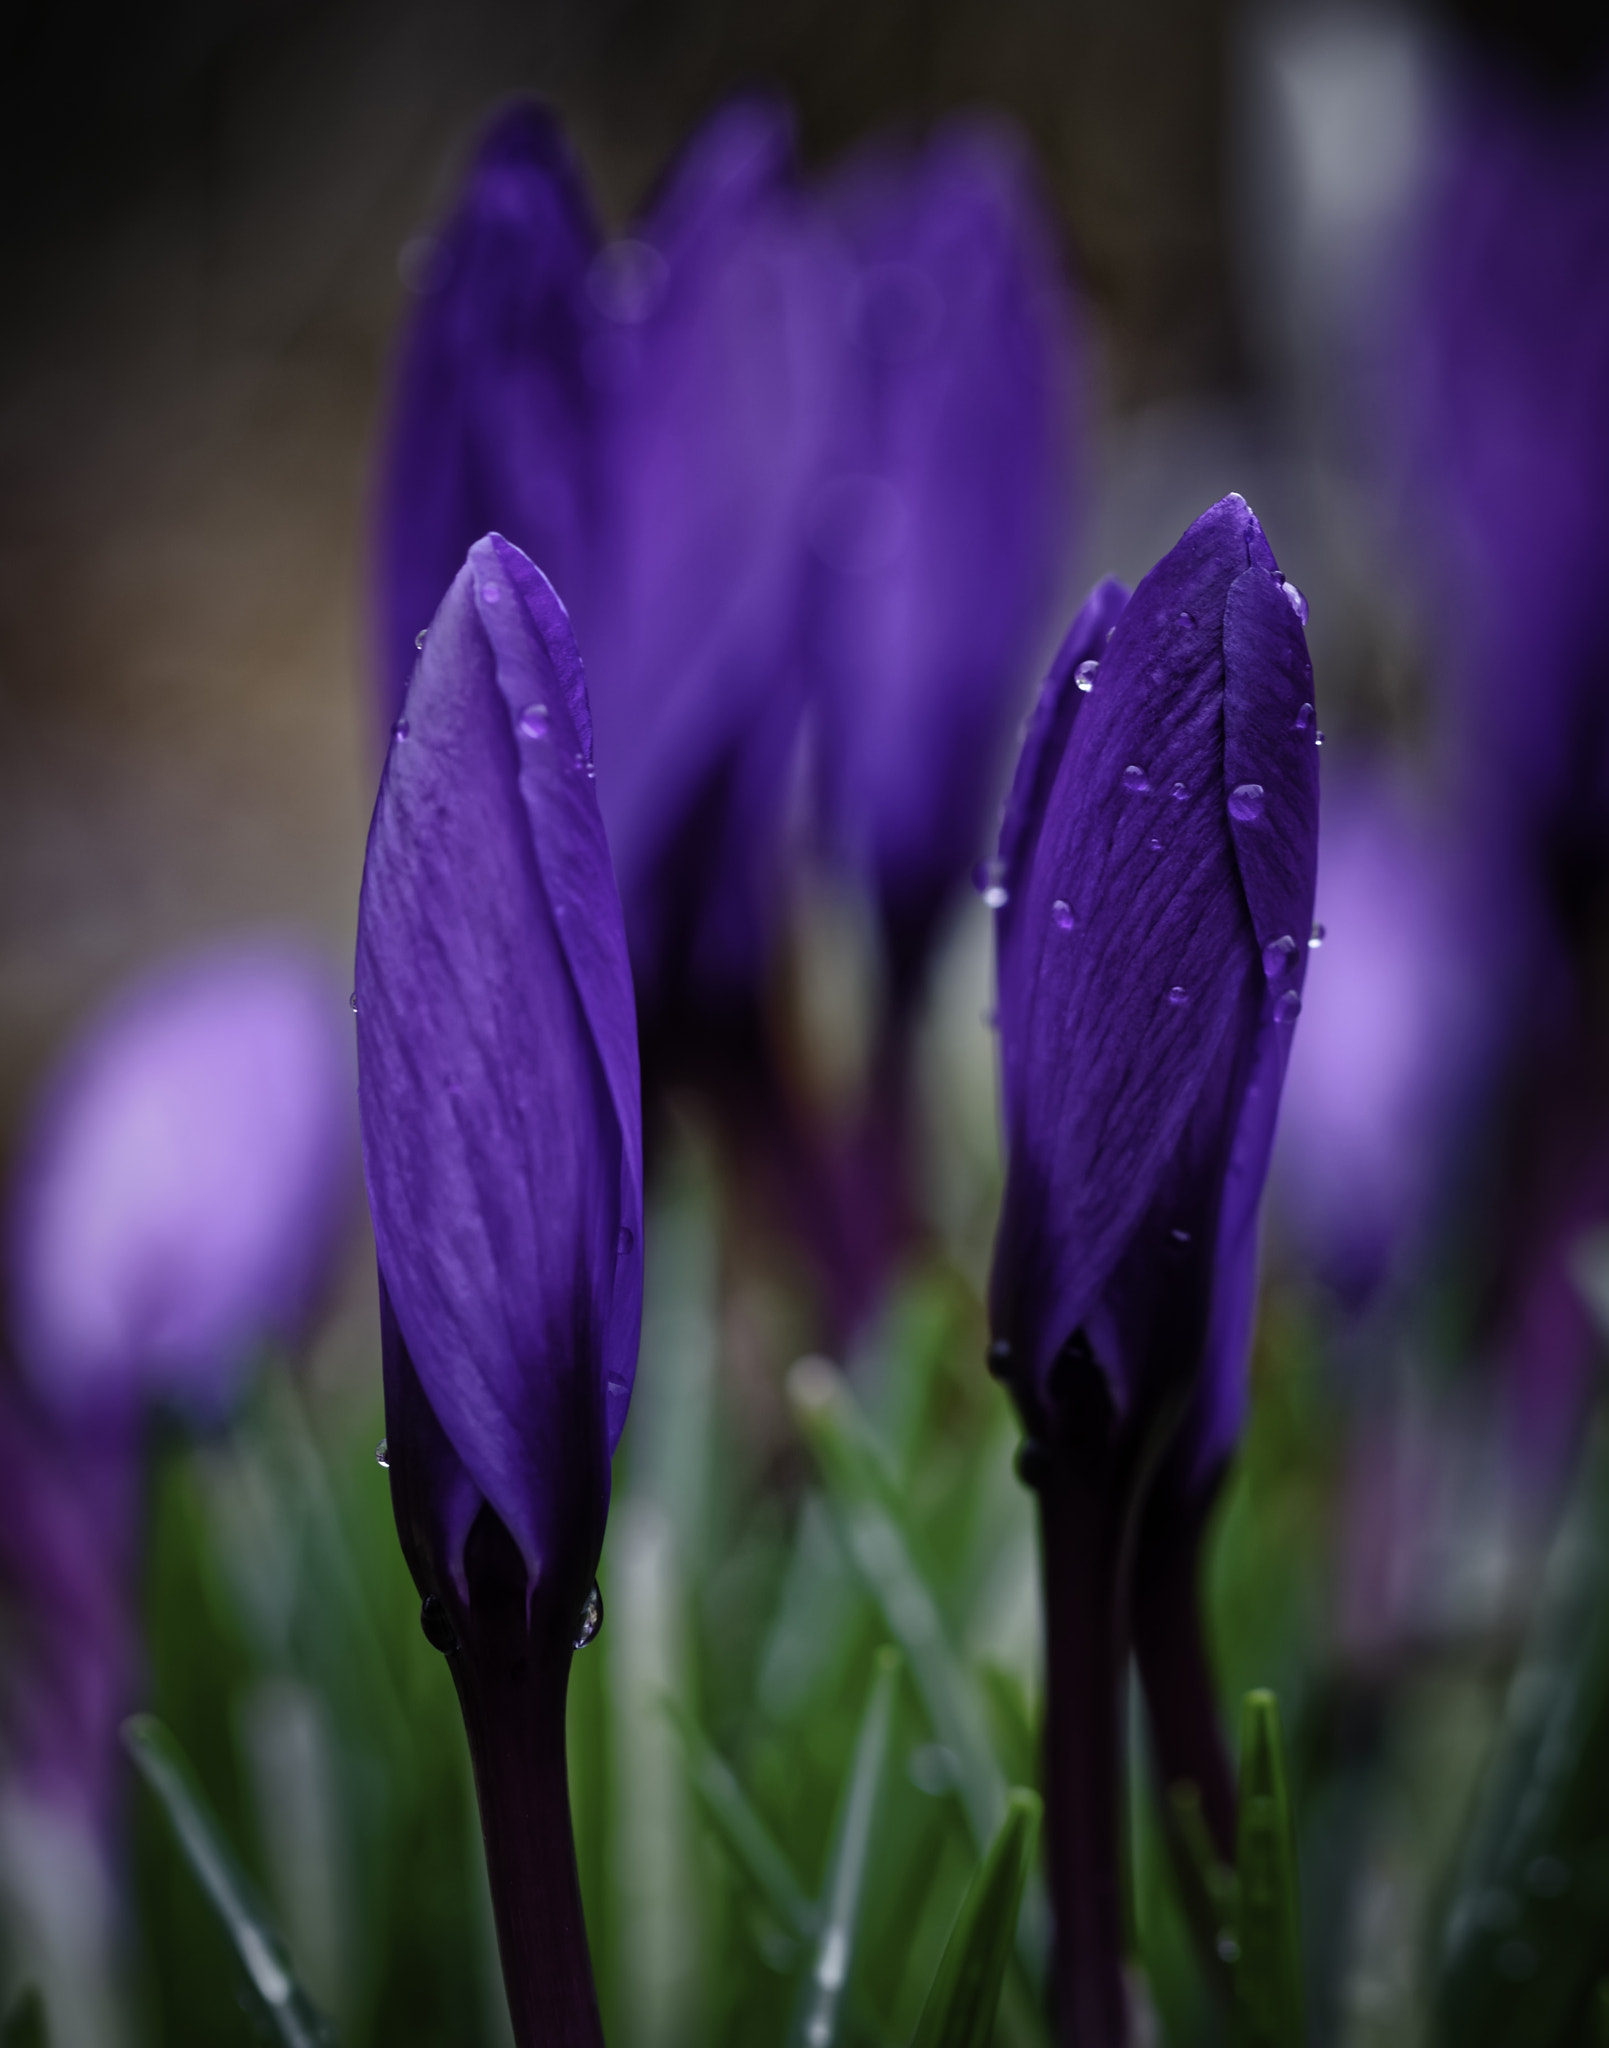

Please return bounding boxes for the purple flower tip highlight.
[7,937,355,1417]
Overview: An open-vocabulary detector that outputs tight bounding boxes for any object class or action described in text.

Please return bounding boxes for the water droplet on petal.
[1274,989,1302,1024]
[972,858,1009,910]
[1171,782,1190,803]
[1052,899,1075,931]
[1295,701,1314,732]
[1122,765,1150,794]
[1148,836,1163,853]
[1262,933,1297,979]
[1308,922,1326,949]
[519,702,549,739]
[481,582,501,605]
[415,628,429,651]
[616,1226,635,1257]
[419,1594,458,1655]
[1170,1227,1192,1244]
[574,1579,603,1650]
[1178,611,1194,625]
[375,1437,389,1469]
[392,716,409,742]
[1279,577,1308,624]
[1074,660,1099,694]
[606,1374,629,1397]
[1229,783,1265,823]
[1167,986,1189,1007]
[1315,730,1326,748]
[349,990,358,1014]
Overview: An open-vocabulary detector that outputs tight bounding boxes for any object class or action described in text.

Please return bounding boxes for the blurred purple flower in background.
[0,933,353,2041]
[379,92,1076,1337]
[987,496,1319,2044]
[1391,62,1609,1474]
[1273,766,1479,1309]
[357,534,642,2048]
[9,938,353,1417]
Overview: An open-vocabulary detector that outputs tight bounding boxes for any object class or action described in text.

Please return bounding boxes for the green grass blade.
[909,1787,1042,2048]
[0,1989,47,2048]
[667,1700,819,1942]
[787,1360,1007,1852]
[122,1714,331,2048]
[788,1648,902,2048]
[1234,1691,1303,2048]
[1164,1779,1238,2000]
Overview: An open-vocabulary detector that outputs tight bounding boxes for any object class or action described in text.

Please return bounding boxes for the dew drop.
[1052,899,1075,931]
[1167,986,1189,1007]
[392,716,409,742]
[1074,659,1099,694]
[1274,989,1302,1024]
[1262,933,1297,979]
[606,1374,629,1397]
[1148,836,1164,853]
[349,990,358,1014]
[1314,730,1326,748]
[481,582,501,605]
[519,702,549,739]
[375,1437,389,1469]
[419,1594,458,1655]
[1178,611,1195,626]
[1170,1227,1192,1245]
[972,858,1010,910]
[574,1579,603,1650]
[1171,781,1190,803]
[1122,765,1150,794]
[1229,783,1265,824]
[616,1226,635,1257]
[1295,701,1314,732]
[1279,577,1309,624]
[1308,922,1326,949]
[415,628,430,653]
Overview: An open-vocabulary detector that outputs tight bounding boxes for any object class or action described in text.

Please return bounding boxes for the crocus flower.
[1273,766,1480,1308]
[356,533,642,2048]
[1388,63,1609,1478]
[1,935,353,2044]
[378,94,1076,1338]
[987,496,1319,2042]
[8,937,354,1417]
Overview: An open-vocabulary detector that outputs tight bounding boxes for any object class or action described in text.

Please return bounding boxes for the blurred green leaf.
[668,1698,818,1943]
[1165,1779,1237,2001]
[123,1714,332,2048]
[908,1786,1041,2048]
[788,1648,902,2048]
[1234,1691,1303,2048]
[787,1360,1006,1852]
[0,1988,47,2048]
[1431,1412,1609,2048]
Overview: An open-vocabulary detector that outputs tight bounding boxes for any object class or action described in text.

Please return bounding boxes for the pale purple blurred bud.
[7,936,355,1415]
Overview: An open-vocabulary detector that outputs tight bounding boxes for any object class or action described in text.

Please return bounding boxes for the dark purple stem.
[1131,1477,1235,1859]
[1036,1451,1134,2048]
[445,1534,603,2048]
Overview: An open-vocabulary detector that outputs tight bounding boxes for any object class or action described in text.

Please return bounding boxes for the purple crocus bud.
[8,937,354,1417]
[813,121,1078,1004]
[356,532,641,2048]
[377,103,599,737]
[987,496,1319,2044]
[1273,766,1481,1309]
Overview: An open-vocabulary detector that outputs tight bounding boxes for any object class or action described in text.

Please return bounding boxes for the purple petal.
[356,535,642,1586]
[586,99,840,1007]
[7,939,353,1415]
[812,121,1080,992]
[377,103,600,732]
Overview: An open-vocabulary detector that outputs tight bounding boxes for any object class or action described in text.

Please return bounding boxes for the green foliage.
[1233,1693,1303,2048]
[909,1789,1042,2048]
[123,1715,330,2048]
